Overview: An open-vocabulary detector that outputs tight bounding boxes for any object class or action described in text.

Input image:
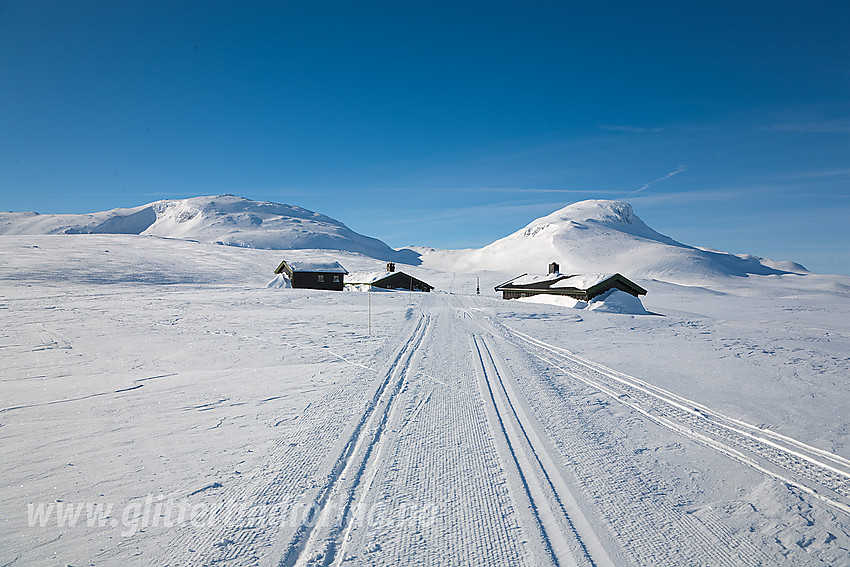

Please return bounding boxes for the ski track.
[298,303,535,566]
[279,313,433,567]
[458,302,778,566]
[502,324,850,516]
[472,334,602,566]
[185,296,848,566]
[458,303,850,515]
[147,314,427,567]
[286,303,536,566]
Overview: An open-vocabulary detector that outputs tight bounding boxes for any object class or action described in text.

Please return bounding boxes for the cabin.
[346,262,434,292]
[495,262,646,301]
[274,259,348,291]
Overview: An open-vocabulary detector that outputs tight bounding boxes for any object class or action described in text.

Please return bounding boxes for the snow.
[587,288,651,315]
[345,283,395,292]
[505,273,561,286]
[550,273,615,289]
[515,289,648,314]
[266,273,292,288]
[517,294,588,309]
[2,201,850,565]
[418,200,810,284]
[284,260,348,273]
[0,195,420,264]
[344,270,392,284]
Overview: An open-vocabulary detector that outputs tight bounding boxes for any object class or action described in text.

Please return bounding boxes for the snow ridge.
[418,200,808,284]
[0,195,419,263]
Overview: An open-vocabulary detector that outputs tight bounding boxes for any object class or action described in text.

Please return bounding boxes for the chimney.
[387,262,395,272]
[548,262,559,275]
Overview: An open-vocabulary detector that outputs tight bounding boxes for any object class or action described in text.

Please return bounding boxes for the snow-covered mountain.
[1,196,809,283]
[417,200,807,283]
[0,195,419,263]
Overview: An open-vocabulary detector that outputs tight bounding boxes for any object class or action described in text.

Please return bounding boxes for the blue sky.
[2,1,849,274]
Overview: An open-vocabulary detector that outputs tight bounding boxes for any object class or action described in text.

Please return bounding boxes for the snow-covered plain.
[2,232,850,566]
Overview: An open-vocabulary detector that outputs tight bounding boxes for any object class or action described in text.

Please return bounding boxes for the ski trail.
[471,334,613,567]
[489,319,850,516]
[279,313,432,567]
[459,302,779,565]
[511,326,850,476]
[331,317,434,566]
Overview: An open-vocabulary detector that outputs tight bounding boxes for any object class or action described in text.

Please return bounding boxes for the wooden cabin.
[274,260,348,291]
[495,262,646,301]
[346,262,434,292]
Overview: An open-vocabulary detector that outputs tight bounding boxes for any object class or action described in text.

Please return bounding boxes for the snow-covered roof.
[550,273,615,290]
[508,273,563,286]
[497,272,645,296]
[284,260,348,273]
[346,271,393,284]
[506,272,616,290]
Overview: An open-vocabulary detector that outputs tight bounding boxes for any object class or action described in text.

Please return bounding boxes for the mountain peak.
[517,199,677,245]
[418,199,807,283]
[542,199,636,225]
[0,195,419,264]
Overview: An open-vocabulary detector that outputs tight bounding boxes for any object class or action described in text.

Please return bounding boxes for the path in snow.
[264,294,850,565]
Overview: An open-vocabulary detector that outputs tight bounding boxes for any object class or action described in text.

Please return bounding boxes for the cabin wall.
[502,290,588,300]
[291,272,345,291]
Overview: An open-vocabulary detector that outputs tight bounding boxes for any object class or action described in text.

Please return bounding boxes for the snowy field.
[2,234,850,566]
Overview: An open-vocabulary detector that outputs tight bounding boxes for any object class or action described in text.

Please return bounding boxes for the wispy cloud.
[378,201,573,226]
[627,187,748,206]
[629,165,687,195]
[458,186,612,195]
[599,125,665,134]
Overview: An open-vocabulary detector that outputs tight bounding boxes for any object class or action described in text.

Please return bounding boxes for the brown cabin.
[346,262,434,292]
[495,262,646,301]
[274,260,348,291]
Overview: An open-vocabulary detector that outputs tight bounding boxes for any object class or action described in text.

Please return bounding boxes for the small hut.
[274,260,348,291]
[495,262,646,301]
[346,262,434,292]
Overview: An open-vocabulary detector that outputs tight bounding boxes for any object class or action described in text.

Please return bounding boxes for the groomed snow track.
[471,334,612,567]
[279,313,432,567]
[476,312,850,518]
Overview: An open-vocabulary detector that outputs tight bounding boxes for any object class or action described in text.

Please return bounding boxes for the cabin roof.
[275,260,348,274]
[347,270,434,289]
[346,271,395,284]
[496,272,646,295]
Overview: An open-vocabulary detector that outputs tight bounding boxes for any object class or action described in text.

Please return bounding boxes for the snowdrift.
[517,289,650,315]
[265,274,292,289]
[588,289,651,315]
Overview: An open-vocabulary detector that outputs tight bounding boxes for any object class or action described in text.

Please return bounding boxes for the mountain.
[0,196,809,283]
[0,195,419,263]
[417,200,807,283]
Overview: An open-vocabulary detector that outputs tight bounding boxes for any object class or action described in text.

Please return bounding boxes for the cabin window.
[317,275,324,282]
[333,275,340,282]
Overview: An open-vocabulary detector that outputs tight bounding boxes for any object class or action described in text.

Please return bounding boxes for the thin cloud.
[599,125,665,134]
[460,186,612,195]
[629,165,687,195]
[385,201,573,225]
